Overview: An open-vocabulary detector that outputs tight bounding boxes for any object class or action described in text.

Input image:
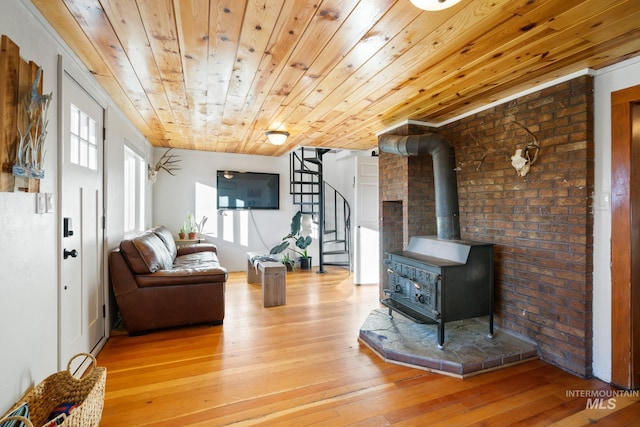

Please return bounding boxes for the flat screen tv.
[216,170,280,210]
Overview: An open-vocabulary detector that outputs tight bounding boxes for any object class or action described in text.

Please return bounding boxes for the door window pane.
[69,103,98,170]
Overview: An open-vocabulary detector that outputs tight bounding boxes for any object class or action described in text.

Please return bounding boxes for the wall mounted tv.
[216,170,280,210]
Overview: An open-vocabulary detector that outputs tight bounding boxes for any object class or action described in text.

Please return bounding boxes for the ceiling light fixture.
[265,130,290,146]
[410,0,462,11]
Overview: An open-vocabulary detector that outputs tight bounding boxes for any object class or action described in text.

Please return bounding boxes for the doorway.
[59,68,106,370]
[354,155,379,285]
[611,85,640,389]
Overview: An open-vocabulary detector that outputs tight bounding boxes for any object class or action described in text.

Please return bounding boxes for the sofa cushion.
[151,225,178,260]
[119,231,174,274]
[135,252,227,286]
[174,251,219,267]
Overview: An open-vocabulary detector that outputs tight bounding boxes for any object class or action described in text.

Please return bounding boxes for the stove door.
[386,260,440,319]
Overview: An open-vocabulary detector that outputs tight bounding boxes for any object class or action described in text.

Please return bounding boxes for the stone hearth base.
[359,308,538,378]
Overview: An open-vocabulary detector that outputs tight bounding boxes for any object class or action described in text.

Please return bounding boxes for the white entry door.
[353,155,379,285]
[60,71,105,369]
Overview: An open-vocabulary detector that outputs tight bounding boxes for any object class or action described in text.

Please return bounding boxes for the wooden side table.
[258,261,286,307]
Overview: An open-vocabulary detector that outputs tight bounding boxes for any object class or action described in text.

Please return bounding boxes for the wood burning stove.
[383,236,494,349]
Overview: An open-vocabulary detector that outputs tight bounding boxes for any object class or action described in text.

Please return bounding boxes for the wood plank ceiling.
[31,0,640,156]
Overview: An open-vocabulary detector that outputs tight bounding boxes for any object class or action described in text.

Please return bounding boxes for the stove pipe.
[378,133,460,240]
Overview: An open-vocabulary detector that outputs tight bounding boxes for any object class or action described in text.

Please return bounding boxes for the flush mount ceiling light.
[410,0,462,11]
[265,130,289,146]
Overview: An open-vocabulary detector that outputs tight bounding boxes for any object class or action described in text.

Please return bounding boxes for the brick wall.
[379,124,438,289]
[378,75,594,377]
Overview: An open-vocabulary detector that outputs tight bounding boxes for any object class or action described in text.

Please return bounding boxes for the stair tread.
[293,169,319,175]
[323,250,349,255]
[323,239,346,244]
[302,158,322,165]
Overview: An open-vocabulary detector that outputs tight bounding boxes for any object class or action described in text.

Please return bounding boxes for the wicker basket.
[0,353,106,427]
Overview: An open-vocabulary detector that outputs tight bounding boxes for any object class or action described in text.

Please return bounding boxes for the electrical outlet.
[595,192,610,210]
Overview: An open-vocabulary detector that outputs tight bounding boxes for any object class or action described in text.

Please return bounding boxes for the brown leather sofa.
[109,226,227,335]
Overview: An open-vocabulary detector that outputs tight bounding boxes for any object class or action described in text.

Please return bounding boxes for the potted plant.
[186,213,197,240]
[178,224,186,240]
[270,211,313,270]
[195,215,208,235]
[281,252,295,271]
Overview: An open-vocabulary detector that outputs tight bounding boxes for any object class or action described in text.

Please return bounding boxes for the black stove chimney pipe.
[378,133,460,240]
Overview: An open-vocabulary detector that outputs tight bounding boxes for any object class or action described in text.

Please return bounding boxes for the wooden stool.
[258,261,286,307]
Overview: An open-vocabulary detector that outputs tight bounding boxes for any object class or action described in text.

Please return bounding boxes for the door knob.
[63,248,78,259]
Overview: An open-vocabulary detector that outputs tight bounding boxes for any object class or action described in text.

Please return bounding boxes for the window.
[195,182,217,237]
[69,103,98,169]
[124,144,145,234]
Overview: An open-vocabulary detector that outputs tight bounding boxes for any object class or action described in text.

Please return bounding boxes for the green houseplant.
[186,213,196,239]
[281,252,295,271]
[270,211,313,270]
[195,215,208,234]
[182,213,208,240]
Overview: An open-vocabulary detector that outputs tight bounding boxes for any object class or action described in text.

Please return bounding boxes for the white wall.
[328,151,355,208]
[0,0,63,411]
[592,56,640,382]
[0,0,152,412]
[0,193,57,411]
[152,149,299,272]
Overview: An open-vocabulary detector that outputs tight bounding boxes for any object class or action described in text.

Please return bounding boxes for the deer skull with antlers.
[149,148,181,182]
[510,121,540,177]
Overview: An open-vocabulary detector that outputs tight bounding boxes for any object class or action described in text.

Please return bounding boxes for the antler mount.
[149,148,181,182]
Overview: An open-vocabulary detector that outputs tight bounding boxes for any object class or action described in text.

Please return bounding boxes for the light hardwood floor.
[97,267,640,426]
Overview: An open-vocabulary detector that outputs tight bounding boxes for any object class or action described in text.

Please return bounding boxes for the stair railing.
[322,181,351,271]
[289,148,351,273]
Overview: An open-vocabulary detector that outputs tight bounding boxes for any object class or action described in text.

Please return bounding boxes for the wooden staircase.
[290,147,351,273]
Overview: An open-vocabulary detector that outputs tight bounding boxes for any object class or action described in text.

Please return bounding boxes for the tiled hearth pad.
[359,309,538,378]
